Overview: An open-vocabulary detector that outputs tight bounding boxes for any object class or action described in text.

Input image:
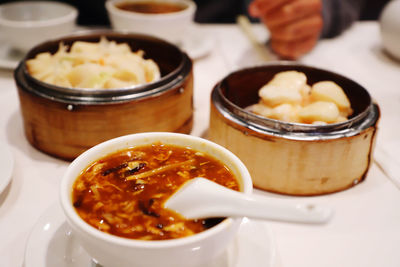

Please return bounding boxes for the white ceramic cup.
[380,0,400,60]
[60,132,252,267]
[105,0,196,44]
[0,1,77,52]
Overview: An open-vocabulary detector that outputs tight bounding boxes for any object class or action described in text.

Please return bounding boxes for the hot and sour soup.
[72,143,239,240]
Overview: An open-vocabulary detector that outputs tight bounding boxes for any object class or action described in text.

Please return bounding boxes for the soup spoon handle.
[164,178,333,224]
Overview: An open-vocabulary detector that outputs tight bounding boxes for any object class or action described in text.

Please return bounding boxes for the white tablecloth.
[1,22,399,267]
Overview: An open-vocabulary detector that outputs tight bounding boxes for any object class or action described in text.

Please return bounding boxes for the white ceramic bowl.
[380,0,400,60]
[60,132,252,267]
[0,1,77,52]
[105,0,196,44]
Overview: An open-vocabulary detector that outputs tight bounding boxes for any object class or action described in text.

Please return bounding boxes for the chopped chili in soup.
[72,143,239,240]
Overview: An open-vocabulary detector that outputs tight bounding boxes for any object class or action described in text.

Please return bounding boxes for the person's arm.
[248,0,364,59]
[321,0,364,38]
[249,0,323,59]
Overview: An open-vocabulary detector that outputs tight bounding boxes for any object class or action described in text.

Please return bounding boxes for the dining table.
[0,21,399,267]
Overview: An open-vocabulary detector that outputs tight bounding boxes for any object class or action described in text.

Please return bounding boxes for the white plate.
[25,202,277,267]
[0,142,14,195]
[0,41,24,70]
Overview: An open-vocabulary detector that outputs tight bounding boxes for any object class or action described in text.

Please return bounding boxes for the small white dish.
[0,41,24,70]
[0,142,14,195]
[25,203,276,267]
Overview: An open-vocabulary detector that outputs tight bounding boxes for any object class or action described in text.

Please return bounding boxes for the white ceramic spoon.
[164,178,333,224]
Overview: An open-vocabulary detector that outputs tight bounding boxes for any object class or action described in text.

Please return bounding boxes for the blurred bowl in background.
[209,62,380,196]
[0,1,77,52]
[14,30,194,161]
[380,0,400,60]
[106,0,196,44]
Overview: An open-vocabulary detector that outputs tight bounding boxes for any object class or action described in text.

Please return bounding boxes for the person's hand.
[249,0,323,59]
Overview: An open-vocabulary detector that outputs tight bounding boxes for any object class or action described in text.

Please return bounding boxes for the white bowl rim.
[0,1,78,28]
[60,132,253,249]
[106,0,196,20]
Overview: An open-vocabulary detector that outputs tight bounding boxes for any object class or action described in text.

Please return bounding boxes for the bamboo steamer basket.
[209,63,380,196]
[14,31,193,161]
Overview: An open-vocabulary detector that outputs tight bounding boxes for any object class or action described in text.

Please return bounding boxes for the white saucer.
[0,142,14,195]
[0,41,24,70]
[25,203,277,267]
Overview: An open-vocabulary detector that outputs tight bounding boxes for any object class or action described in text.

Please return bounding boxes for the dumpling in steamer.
[26,37,161,89]
[311,81,353,117]
[258,71,306,106]
[248,70,353,124]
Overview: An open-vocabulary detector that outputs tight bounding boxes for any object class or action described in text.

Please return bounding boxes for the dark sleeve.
[194,0,251,23]
[321,0,365,38]
[58,0,110,26]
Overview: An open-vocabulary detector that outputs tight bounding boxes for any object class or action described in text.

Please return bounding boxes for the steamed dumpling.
[26,37,161,89]
[249,71,353,124]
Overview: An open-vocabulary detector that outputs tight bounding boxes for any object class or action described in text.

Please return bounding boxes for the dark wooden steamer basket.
[14,31,193,161]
